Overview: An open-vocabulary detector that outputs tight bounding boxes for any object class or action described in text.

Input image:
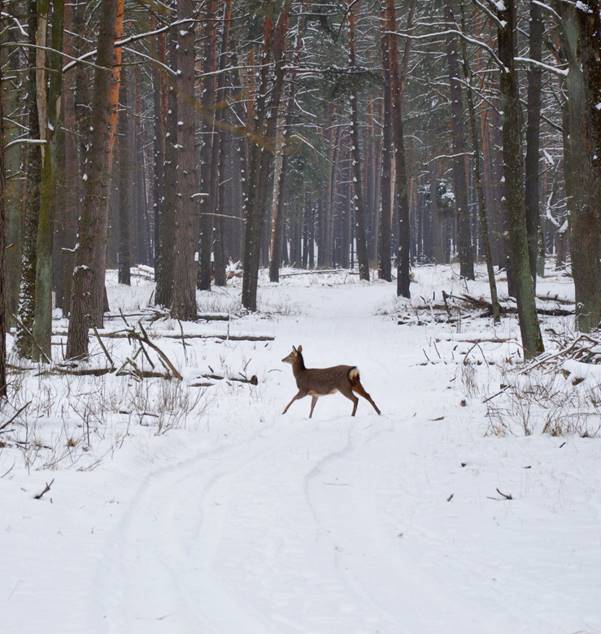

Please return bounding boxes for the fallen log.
[436,337,516,344]
[103,311,231,322]
[536,293,575,306]
[52,330,273,342]
[35,366,114,377]
[279,269,358,277]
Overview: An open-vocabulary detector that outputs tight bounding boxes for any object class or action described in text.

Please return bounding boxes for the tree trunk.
[385,0,411,297]
[0,21,7,397]
[155,30,176,308]
[524,0,544,289]
[242,2,290,311]
[269,3,304,283]
[66,0,122,359]
[15,0,42,359]
[348,1,369,281]
[378,9,392,282]
[197,0,218,291]
[33,0,64,361]
[556,1,601,332]
[497,0,543,358]
[212,0,233,287]
[460,0,500,321]
[170,0,198,321]
[444,0,474,280]
[117,65,131,286]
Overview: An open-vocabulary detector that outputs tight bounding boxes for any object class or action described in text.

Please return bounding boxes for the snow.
[2,265,600,634]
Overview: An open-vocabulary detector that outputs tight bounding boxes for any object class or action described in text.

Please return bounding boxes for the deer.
[281,345,381,418]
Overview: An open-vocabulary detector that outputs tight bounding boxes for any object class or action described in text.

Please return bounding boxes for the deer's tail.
[348,367,360,384]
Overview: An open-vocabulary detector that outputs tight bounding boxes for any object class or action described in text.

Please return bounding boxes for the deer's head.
[282,345,303,364]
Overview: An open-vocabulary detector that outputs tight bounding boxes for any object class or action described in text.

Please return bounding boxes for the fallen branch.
[196,373,258,385]
[93,326,115,369]
[135,324,183,380]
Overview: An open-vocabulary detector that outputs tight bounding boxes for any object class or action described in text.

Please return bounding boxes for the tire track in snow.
[92,421,291,634]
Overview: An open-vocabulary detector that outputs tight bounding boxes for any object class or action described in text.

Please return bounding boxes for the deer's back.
[297,365,355,395]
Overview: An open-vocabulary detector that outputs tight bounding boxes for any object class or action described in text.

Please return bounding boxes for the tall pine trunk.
[497,0,543,358]
[386,0,411,297]
[0,21,6,397]
[197,0,218,291]
[444,0,474,280]
[348,1,369,281]
[33,0,64,361]
[117,66,131,286]
[170,0,198,321]
[524,0,544,288]
[16,0,42,359]
[66,0,122,359]
[242,2,290,311]
[378,9,392,282]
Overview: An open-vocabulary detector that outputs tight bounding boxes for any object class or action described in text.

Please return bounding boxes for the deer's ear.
[297,345,303,353]
[292,345,297,352]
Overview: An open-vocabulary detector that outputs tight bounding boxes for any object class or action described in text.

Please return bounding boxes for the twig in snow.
[33,478,55,500]
[487,487,513,501]
[0,401,31,432]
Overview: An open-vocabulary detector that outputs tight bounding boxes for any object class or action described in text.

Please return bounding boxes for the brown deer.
[281,345,381,418]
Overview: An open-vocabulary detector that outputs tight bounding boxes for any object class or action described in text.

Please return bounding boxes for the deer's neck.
[292,356,306,382]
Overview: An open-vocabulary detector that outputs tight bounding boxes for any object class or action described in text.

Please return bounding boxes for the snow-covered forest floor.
[2,264,600,634]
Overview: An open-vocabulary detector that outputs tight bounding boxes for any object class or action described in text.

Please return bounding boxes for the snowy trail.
[5,277,601,634]
[90,286,431,634]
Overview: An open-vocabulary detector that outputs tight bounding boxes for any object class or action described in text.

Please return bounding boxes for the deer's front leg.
[282,390,305,415]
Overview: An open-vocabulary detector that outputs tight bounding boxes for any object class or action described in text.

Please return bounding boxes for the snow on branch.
[514,56,569,77]
[386,29,505,71]
[62,18,197,73]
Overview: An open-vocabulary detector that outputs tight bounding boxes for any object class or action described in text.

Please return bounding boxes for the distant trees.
[1,0,601,376]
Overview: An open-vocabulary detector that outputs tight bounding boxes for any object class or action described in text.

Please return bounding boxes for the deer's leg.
[309,396,318,418]
[282,390,305,415]
[352,381,382,415]
[339,385,359,416]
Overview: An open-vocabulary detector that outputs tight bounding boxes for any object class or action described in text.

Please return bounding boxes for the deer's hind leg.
[338,383,359,416]
[352,381,381,415]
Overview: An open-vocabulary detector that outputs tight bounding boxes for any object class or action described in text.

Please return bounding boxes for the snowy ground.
[2,264,600,634]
